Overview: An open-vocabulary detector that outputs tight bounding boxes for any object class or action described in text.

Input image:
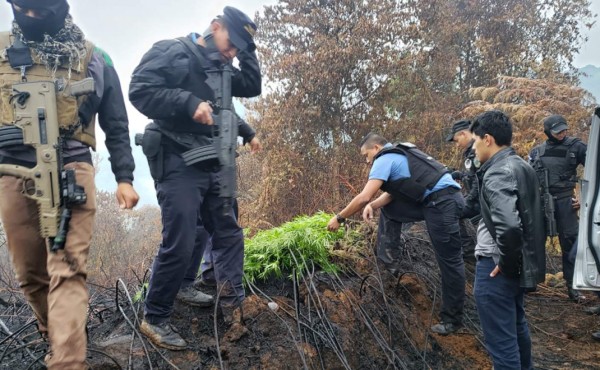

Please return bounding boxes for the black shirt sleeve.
[90,49,135,184]
[237,114,256,144]
[129,40,202,121]
[231,49,261,98]
[575,140,587,166]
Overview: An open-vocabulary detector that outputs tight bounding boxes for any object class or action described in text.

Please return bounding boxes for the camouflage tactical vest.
[0,32,97,149]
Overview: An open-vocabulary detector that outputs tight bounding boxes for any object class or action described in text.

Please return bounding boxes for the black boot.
[139,320,187,350]
[431,321,463,336]
[567,286,586,302]
[584,306,600,315]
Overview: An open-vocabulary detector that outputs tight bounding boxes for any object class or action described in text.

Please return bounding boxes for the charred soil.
[1,223,599,369]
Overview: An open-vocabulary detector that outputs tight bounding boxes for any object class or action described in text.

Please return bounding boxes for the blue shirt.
[369,144,460,198]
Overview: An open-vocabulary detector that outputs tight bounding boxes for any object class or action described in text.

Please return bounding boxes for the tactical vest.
[532,137,580,194]
[374,143,449,203]
[0,32,97,149]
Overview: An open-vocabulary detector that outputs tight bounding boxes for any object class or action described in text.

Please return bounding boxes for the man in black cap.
[0,1,139,368]
[129,6,261,350]
[529,114,587,301]
[446,119,480,263]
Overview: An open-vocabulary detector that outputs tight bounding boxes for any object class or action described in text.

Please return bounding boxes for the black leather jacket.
[477,147,546,289]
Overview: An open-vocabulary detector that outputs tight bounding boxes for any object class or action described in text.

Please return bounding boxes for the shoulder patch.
[94,46,114,67]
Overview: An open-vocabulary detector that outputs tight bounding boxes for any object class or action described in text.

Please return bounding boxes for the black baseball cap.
[445,119,471,142]
[221,6,257,53]
[543,115,568,134]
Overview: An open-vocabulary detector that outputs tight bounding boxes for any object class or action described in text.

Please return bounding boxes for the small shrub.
[244,212,349,283]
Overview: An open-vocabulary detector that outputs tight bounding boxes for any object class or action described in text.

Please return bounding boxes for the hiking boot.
[431,322,463,336]
[139,320,187,350]
[176,286,214,307]
[567,287,586,302]
[220,304,243,325]
[584,305,600,315]
[193,278,217,289]
[592,331,600,341]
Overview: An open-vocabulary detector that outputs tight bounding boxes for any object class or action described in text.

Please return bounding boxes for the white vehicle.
[573,108,600,290]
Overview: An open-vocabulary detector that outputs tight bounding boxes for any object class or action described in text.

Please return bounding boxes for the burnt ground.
[1,223,600,369]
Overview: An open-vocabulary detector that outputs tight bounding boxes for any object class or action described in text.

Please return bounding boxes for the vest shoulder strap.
[397,142,417,149]
[175,37,212,70]
[537,142,546,158]
[82,40,95,76]
[563,137,580,147]
[0,32,12,60]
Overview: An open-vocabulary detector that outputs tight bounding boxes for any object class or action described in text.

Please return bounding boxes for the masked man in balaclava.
[0,1,139,368]
[529,115,587,302]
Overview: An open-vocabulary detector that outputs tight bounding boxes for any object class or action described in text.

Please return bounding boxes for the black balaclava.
[9,0,69,42]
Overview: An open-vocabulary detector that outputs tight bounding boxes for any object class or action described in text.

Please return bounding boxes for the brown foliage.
[237,0,595,228]
[410,0,596,89]
[460,76,595,156]
[88,190,161,286]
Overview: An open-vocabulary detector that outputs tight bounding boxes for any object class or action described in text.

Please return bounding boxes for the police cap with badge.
[445,119,471,142]
[220,6,257,53]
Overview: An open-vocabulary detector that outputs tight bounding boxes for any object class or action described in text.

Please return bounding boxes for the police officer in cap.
[446,119,480,219]
[529,115,587,301]
[129,6,261,350]
[446,119,480,263]
[0,0,139,367]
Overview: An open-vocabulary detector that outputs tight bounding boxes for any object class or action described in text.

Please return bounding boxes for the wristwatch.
[336,214,346,223]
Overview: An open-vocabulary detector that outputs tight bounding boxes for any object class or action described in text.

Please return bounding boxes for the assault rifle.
[0,78,94,251]
[180,63,238,210]
[540,168,558,237]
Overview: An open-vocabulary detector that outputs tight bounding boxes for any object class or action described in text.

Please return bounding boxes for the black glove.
[451,171,463,181]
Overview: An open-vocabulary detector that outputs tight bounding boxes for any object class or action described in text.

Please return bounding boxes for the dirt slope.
[1,223,600,369]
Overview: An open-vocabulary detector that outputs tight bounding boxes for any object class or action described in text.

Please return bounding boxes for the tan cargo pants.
[0,162,96,370]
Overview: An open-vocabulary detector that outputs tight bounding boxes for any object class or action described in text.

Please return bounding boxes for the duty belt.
[423,186,460,204]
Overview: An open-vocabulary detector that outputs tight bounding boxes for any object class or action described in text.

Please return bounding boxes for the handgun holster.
[141,123,164,181]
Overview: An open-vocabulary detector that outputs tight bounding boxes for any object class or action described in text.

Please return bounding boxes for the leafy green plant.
[132,282,148,303]
[244,212,347,283]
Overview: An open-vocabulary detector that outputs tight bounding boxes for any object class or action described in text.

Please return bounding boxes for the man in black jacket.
[0,1,139,367]
[470,110,546,369]
[529,115,587,301]
[129,6,261,350]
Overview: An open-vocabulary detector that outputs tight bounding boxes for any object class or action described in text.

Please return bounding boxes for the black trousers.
[554,194,579,284]
[144,152,244,324]
[378,191,466,325]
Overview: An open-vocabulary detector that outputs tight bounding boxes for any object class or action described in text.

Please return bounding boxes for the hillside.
[580,65,600,101]
[2,221,600,369]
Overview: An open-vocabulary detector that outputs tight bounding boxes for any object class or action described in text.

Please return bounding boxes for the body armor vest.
[374,143,449,202]
[0,32,97,149]
[532,137,580,194]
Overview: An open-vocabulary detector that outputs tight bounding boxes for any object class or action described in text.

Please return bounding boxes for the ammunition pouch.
[159,129,220,171]
[140,123,164,181]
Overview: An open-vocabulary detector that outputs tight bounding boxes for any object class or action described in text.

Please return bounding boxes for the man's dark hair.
[470,110,512,146]
[360,133,388,149]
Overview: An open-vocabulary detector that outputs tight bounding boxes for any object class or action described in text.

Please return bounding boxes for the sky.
[0,0,598,206]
